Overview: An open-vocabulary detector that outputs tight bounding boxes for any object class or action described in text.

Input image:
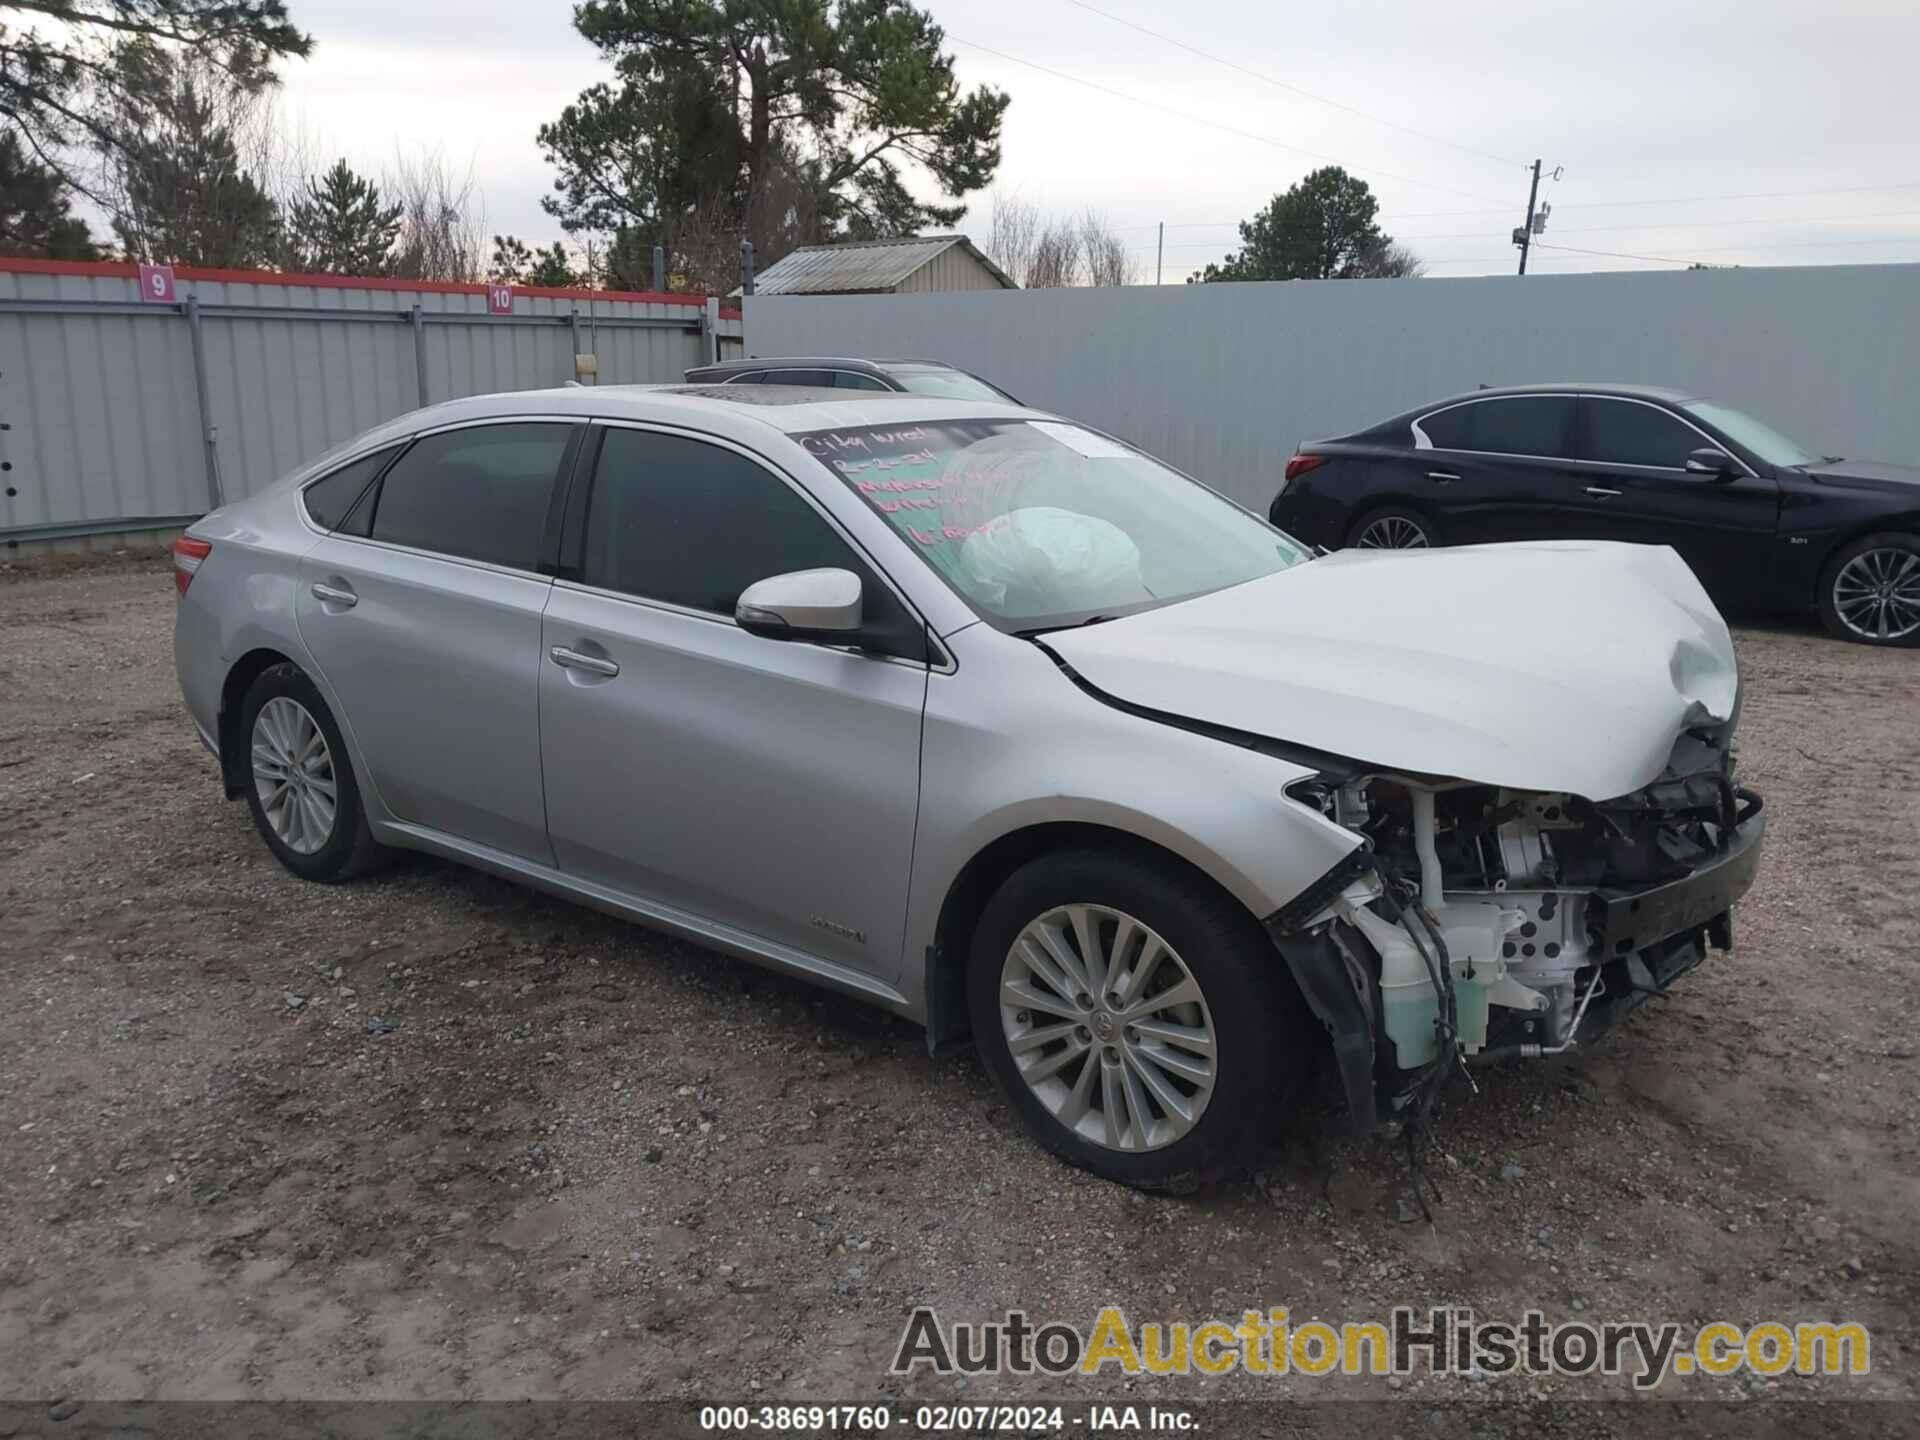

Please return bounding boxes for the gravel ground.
[1,557,1916,1411]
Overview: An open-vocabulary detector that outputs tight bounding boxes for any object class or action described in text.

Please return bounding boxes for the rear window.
[1420,396,1575,458]
[302,447,397,533]
[366,423,573,569]
[886,366,1014,403]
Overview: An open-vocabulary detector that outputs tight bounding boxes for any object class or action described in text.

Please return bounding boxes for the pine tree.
[489,234,534,283]
[525,243,577,288]
[0,132,99,259]
[287,160,402,275]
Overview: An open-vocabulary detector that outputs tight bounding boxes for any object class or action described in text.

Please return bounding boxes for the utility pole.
[1156,221,1164,286]
[1514,158,1542,274]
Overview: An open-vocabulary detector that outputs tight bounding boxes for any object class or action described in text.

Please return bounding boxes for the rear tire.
[1346,506,1436,550]
[966,850,1309,1191]
[237,663,387,882]
[1818,532,1920,647]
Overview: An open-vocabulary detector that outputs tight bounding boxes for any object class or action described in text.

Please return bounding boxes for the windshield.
[1683,400,1819,467]
[799,419,1310,631]
[886,365,1016,403]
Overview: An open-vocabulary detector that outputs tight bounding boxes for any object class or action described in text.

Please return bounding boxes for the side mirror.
[1685,447,1738,480]
[735,567,864,643]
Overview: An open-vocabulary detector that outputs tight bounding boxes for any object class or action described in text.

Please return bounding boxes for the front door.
[1572,396,1782,607]
[295,419,577,862]
[537,425,928,980]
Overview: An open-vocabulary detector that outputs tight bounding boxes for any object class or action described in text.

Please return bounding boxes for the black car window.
[1417,404,1477,450]
[1584,399,1701,469]
[303,446,397,534]
[366,423,572,569]
[832,371,891,391]
[1423,397,1575,457]
[1472,397,1576,457]
[760,369,835,387]
[582,429,863,615]
[723,371,765,384]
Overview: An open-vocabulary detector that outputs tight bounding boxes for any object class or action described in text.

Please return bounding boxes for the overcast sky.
[270,0,1920,280]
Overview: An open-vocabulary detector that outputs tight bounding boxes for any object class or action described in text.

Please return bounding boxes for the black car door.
[1570,396,1781,607]
[1412,394,1585,543]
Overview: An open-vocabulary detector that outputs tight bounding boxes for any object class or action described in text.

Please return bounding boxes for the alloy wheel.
[251,696,338,854]
[1832,547,1920,641]
[1356,515,1429,549]
[999,904,1217,1152]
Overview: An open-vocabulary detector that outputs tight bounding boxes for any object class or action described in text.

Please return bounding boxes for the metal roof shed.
[740,235,1017,296]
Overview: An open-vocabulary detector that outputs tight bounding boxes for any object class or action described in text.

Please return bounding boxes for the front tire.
[1346,505,1435,550]
[966,850,1309,1191]
[238,663,386,882]
[1818,532,1920,646]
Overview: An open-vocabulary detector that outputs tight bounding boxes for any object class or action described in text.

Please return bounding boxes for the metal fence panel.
[744,264,1920,509]
[0,262,742,545]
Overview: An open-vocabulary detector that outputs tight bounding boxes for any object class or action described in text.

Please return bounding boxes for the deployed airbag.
[958,506,1148,610]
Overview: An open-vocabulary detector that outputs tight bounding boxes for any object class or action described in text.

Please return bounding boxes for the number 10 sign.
[486,284,513,315]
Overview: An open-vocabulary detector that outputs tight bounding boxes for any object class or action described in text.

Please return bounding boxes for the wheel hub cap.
[1833,547,1920,641]
[251,697,338,855]
[1000,903,1217,1153]
[1357,516,1429,549]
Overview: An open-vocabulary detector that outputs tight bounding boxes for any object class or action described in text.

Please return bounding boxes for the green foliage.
[490,234,580,288]
[525,243,578,288]
[1200,167,1420,282]
[489,233,533,283]
[0,129,98,257]
[286,159,401,275]
[537,0,1009,289]
[603,225,659,290]
[100,43,282,267]
[0,0,310,198]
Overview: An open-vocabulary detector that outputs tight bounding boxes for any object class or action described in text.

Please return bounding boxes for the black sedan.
[1270,383,1920,646]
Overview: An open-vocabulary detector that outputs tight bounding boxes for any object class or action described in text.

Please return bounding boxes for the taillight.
[1284,453,1328,483]
[172,535,212,596]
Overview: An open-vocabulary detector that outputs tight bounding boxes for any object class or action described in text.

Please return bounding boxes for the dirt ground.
[1,556,1916,1414]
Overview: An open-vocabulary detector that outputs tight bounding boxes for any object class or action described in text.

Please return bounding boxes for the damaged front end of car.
[1263,711,1766,1132]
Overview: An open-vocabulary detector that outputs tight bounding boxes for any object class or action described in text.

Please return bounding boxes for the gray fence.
[745,262,1920,510]
[0,261,744,549]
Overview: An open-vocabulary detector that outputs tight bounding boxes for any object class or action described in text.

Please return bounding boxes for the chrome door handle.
[311,582,357,607]
[1426,470,1461,483]
[1584,486,1623,498]
[550,645,619,677]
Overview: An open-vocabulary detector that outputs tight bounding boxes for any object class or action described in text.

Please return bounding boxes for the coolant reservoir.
[1343,904,1441,1069]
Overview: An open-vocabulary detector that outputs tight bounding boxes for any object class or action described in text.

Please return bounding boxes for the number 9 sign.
[138,263,177,304]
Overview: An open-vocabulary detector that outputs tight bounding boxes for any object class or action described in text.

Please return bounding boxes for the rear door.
[1573,396,1781,605]
[537,424,928,980]
[296,419,577,862]
[1411,394,1584,543]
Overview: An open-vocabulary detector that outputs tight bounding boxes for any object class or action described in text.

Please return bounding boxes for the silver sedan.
[174,384,1763,1188]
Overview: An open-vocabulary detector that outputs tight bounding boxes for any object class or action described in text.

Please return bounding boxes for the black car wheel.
[1347,506,1435,550]
[238,663,388,881]
[966,849,1312,1192]
[1819,532,1920,647]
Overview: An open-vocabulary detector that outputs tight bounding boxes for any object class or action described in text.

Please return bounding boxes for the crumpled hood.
[1048,541,1738,801]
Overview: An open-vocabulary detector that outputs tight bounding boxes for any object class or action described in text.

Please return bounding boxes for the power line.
[1113,179,1920,232]
[948,35,1505,204]
[1384,180,1920,220]
[1539,232,1920,265]
[1398,207,1920,242]
[1136,208,1920,255]
[1055,0,1525,170]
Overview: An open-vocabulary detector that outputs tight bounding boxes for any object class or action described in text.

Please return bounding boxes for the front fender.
[904,627,1364,1019]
